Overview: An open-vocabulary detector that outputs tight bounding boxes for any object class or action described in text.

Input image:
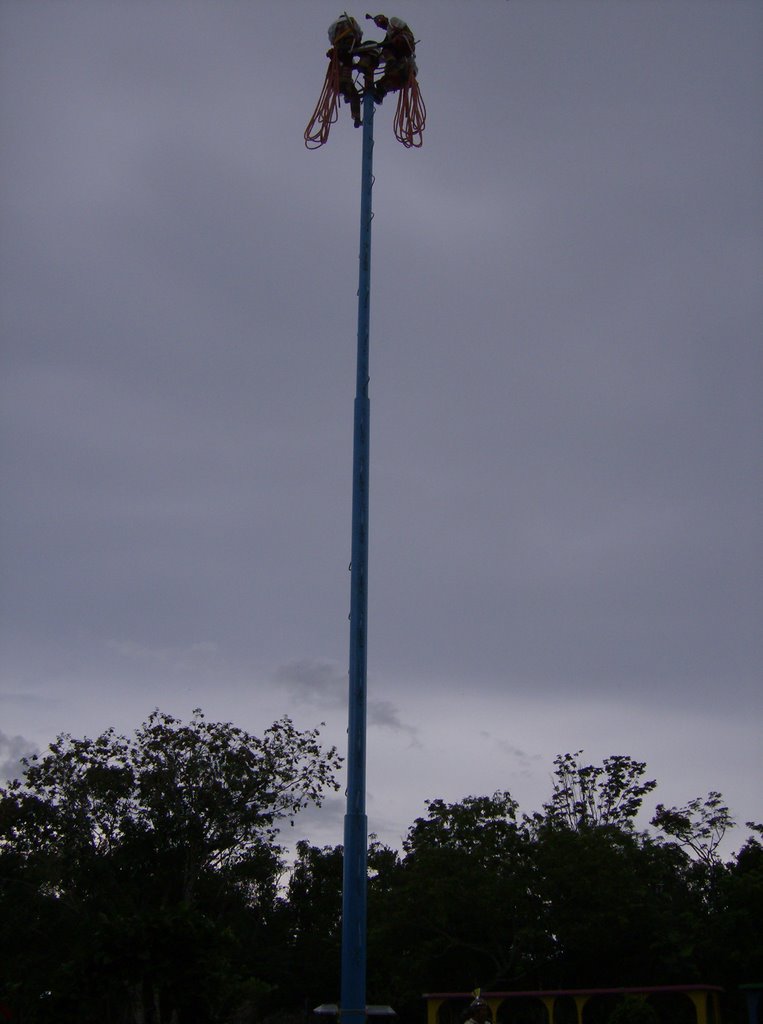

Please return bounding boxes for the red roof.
[423,986,723,999]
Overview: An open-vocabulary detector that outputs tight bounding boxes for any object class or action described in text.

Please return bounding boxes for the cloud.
[480,734,543,777]
[275,659,346,709]
[275,659,418,742]
[105,638,220,674]
[0,731,37,784]
[0,1,759,859]
[0,692,51,709]
[368,698,420,745]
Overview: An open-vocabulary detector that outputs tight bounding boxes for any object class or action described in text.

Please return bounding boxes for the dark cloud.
[275,659,346,709]
[274,660,417,741]
[0,731,37,785]
[1,1,760,845]
[480,735,542,778]
[367,698,419,745]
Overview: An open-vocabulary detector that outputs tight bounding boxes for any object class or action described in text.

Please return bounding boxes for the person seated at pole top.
[365,13,417,102]
[328,14,364,126]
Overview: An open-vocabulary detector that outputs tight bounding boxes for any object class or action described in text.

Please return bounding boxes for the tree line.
[0,710,760,1024]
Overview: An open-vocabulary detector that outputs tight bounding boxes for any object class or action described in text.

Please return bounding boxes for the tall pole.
[340,86,375,1024]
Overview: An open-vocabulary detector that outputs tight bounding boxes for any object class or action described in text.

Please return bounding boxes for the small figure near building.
[462,998,492,1024]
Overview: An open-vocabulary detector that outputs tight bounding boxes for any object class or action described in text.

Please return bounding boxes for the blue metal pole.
[340,87,375,1024]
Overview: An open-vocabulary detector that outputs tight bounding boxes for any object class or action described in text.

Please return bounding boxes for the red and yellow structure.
[424,986,723,1024]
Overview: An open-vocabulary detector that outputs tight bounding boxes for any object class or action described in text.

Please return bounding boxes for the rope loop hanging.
[304,49,342,149]
[392,67,426,148]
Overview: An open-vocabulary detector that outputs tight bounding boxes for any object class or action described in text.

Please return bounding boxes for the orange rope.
[393,69,426,148]
[304,51,342,150]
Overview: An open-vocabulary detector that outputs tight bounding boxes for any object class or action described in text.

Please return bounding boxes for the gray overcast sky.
[1,0,761,854]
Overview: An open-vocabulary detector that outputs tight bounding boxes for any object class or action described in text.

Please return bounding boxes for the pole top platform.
[313,1006,396,1017]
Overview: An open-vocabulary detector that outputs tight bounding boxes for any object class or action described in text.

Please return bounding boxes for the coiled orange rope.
[304,51,341,149]
[393,69,426,148]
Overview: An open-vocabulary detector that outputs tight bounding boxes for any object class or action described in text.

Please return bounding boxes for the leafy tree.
[279,836,401,1014]
[709,823,763,985]
[282,839,344,1008]
[0,709,341,1024]
[515,753,711,987]
[4,726,757,1022]
[651,792,734,869]
[371,757,724,1001]
[368,792,546,1002]
[538,752,657,833]
[650,791,739,921]
[530,823,705,988]
[402,793,520,854]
